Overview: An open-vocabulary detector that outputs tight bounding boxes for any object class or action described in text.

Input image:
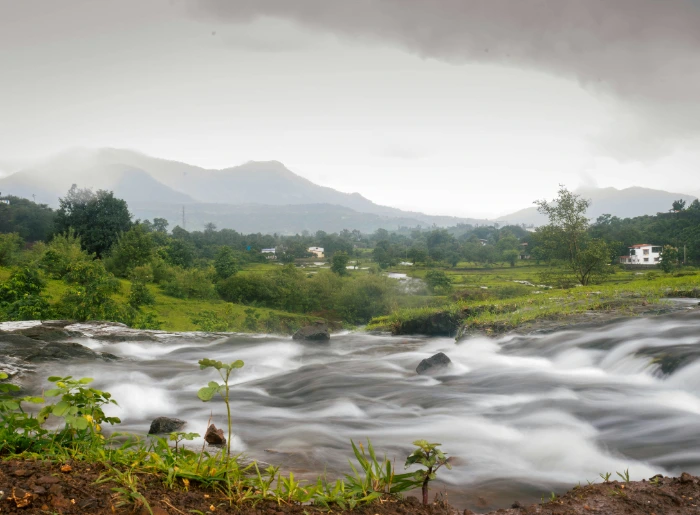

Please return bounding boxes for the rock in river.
[292,322,330,341]
[148,417,186,434]
[205,424,226,445]
[416,352,452,375]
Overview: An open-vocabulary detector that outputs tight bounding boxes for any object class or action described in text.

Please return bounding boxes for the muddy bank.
[1,459,699,514]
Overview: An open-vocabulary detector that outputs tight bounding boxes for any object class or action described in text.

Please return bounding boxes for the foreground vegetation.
[0,360,451,513]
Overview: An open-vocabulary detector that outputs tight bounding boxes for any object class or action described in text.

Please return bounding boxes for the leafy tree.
[163,239,195,268]
[40,230,91,278]
[424,270,452,293]
[659,245,680,273]
[58,260,123,321]
[54,185,132,257]
[106,223,155,277]
[0,195,55,241]
[0,233,23,266]
[331,251,350,276]
[535,186,613,285]
[0,267,52,321]
[214,246,239,280]
[503,249,520,267]
[672,199,686,212]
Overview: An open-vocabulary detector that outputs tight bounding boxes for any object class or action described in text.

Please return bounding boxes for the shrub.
[105,224,155,277]
[161,267,216,299]
[57,260,124,321]
[0,233,23,266]
[334,274,397,324]
[40,230,91,279]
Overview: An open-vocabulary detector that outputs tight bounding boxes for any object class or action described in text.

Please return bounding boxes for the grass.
[368,267,700,336]
[0,265,322,333]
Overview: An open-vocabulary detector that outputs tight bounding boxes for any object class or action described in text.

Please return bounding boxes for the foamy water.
[17,310,700,511]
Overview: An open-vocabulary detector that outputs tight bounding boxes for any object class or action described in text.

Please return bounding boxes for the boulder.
[292,322,330,341]
[416,352,452,375]
[205,424,226,445]
[148,417,186,434]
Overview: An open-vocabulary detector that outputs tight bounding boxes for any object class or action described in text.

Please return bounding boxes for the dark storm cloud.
[188,0,700,159]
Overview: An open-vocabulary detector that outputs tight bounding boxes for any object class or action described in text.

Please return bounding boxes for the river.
[9,309,700,511]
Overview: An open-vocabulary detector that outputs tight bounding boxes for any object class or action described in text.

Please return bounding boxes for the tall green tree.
[535,186,613,285]
[214,246,239,280]
[54,185,132,257]
[330,251,350,276]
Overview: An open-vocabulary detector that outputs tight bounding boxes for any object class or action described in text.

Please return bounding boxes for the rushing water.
[14,309,700,511]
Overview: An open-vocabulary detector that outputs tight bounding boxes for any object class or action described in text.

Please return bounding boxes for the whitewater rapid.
[16,310,700,510]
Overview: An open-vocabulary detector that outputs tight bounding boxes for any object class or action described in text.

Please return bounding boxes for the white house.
[0,199,9,205]
[308,246,324,258]
[261,248,277,259]
[620,244,662,265]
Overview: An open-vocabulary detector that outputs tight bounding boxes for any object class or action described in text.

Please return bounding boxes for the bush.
[57,260,124,321]
[105,224,155,277]
[0,267,53,321]
[334,274,397,324]
[0,233,23,266]
[161,267,216,299]
[40,230,91,279]
[424,270,452,294]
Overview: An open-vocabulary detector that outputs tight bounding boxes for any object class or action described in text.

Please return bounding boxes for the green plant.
[616,468,630,483]
[404,440,452,505]
[197,358,244,457]
[98,468,152,514]
[38,376,120,444]
[169,431,200,454]
[599,471,612,483]
[345,440,416,503]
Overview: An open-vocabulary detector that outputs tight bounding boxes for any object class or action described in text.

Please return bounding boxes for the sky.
[1,0,700,218]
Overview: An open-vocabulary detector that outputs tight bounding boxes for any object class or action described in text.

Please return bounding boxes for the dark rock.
[292,322,330,341]
[405,496,420,506]
[511,501,522,508]
[205,424,226,445]
[148,417,186,434]
[15,324,82,342]
[680,471,694,483]
[416,352,452,375]
[25,342,111,362]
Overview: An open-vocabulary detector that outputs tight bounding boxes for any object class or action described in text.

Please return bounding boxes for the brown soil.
[2,460,699,515]
[0,459,452,515]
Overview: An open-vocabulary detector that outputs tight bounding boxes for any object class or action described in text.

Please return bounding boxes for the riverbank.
[1,459,698,514]
[367,273,700,337]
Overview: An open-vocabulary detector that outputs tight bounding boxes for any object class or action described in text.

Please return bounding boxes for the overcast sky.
[1,0,699,217]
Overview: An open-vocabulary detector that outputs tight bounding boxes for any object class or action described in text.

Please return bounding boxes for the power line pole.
[182,205,186,230]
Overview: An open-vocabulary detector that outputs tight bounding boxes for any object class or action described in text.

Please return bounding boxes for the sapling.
[196,358,244,457]
[405,440,451,506]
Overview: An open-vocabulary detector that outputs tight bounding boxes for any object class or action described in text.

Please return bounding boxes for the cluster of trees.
[0,187,400,325]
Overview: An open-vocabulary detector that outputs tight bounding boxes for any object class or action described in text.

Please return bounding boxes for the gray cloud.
[188,0,700,160]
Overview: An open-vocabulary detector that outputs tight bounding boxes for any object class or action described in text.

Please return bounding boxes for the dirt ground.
[1,459,699,514]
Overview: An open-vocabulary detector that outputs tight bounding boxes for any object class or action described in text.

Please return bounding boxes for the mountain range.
[0,148,696,233]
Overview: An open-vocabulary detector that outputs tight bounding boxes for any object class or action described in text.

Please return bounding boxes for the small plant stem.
[196,412,213,474]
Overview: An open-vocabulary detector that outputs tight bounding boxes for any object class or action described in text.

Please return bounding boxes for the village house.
[619,244,662,265]
[308,246,324,258]
[261,248,277,259]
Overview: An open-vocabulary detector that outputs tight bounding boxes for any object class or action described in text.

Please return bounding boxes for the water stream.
[13,310,700,511]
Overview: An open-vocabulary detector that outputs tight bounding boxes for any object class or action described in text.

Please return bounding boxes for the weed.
[616,468,631,483]
[600,472,612,483]
[197,358,244,457]
[405,440,452,506]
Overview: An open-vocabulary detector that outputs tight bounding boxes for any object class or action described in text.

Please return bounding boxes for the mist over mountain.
[0,148,487,232]
[502,186,698,226]
[1,148,695,233]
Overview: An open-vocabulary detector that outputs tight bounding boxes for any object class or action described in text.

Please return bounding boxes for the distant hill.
[502,186,698,226]
[0,148,488,232]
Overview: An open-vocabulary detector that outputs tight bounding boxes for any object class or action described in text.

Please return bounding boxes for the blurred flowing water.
[22,310,700,510]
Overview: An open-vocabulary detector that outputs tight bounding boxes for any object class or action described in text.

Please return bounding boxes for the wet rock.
[25,342,114,362]
[292,322,330,341]
[205,424,226,445]
[680,471,694,483]
[14,324,82,342]
[148,417,186,434]
[416,352,452,375]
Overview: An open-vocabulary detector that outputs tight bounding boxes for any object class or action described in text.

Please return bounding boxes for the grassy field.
[0,265,320,333]
[369,264,700,336]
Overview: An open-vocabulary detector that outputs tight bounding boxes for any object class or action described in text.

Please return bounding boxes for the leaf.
[78,377,94,384]
[0,372,8,380]
[229,360,244,369]
[47,376,63,382]
[70,416,89,430]
[52,400,71,416]
[23,396,44,404]
[197,385,218,402]
[44,389,62,397]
